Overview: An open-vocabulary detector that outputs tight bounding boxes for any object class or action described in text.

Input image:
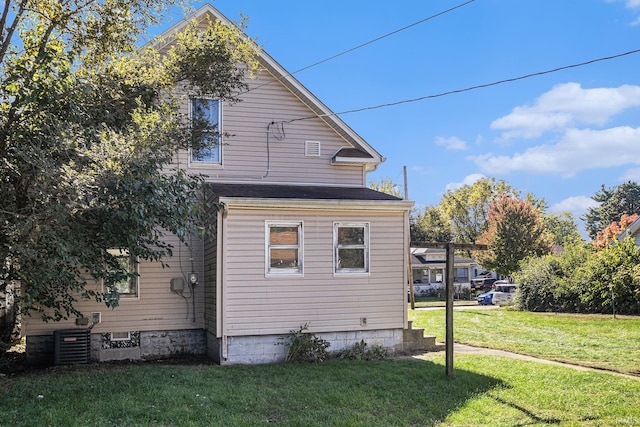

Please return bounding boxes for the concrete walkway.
[414,343,640,380]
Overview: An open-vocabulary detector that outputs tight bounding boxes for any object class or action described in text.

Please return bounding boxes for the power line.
[244,0,476,94]
[285,48,640,123]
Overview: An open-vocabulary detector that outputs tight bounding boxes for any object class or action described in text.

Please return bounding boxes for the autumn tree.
[583,181,640,239]
[438,177,517,244]
[593,213,639,248]
[475,194,552,278]
[0,0,258,325]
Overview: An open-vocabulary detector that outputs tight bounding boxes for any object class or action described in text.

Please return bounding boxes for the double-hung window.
[334,223,369,275]
[266,222,303,276]
[190,98,221,164]
[104,249,138,298]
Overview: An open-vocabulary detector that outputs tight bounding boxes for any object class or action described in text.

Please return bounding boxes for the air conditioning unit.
[54,329,90,365]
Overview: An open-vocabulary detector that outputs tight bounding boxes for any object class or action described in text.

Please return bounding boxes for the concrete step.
[403,321,444,352]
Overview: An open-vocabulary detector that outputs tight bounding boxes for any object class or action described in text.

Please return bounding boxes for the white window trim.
[103,249,140,300]
[265,221,303,277]
[333,222,370,276]
[110,331,131,341]
[188,97,223,167]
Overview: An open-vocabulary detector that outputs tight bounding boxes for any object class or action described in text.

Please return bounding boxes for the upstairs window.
[266,222,303,276]
[191,98,221,164]
[104,249,138,298]
[334,223,369,275]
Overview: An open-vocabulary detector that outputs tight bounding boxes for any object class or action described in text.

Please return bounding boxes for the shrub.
[513,255,559,312]
[337,340,389,361]
[575,238,640,315]
[279,323,330,363]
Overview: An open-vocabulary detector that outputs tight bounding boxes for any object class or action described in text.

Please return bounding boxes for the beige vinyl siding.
[220,207,407,336]
[203,193,219,335]
[174,67,367,186]
[23,234,206,336]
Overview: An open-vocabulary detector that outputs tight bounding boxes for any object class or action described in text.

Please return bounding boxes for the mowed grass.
[410,308,640,374]
[1,355,640,426]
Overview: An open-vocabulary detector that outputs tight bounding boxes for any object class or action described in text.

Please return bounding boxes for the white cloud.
[607,0,640,24]
[619,167,640,181]
[445,173,486,191]
[609,0,640,9]
[550,196,600,215]
[435,136,467,151]
[475,126,640,177]
[491,83,640,140]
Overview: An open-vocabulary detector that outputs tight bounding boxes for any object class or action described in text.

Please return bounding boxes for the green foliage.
[514,238,640,315]
[575,237,640,315]
[337,339,389,360]
[410,206,453,243]
[475,194,552,277]
[583,181,640,239]
[368,177,402,198]
[543,212,583,247]
[0,0,259,321]
[280,324,330,363]
[438,177,518,244]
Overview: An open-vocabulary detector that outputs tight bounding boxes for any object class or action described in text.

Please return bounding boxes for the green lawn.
[2,310,639,425]
[410,308,640,374]
[1,355,639,426]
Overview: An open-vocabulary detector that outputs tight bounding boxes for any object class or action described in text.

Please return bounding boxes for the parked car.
[470,277,497,292]
[477,290,494,305]
[492,283,517,306]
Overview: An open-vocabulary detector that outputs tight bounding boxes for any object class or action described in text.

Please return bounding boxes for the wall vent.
[305,140,321,157]
[54,329,90,365]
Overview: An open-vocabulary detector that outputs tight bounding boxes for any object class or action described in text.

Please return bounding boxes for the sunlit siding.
[173,67,367,186]
[220,207,407,337]
[23,234,206,336]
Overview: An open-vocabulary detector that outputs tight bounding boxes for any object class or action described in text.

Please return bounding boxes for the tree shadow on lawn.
[1,356,506,426]
[196,358,509,426]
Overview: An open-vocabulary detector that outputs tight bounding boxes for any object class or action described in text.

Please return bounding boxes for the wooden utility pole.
[404,166,415,310]
[410,241,487,377]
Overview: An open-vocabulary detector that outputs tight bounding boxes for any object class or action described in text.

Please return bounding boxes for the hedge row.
[514,238,640,315]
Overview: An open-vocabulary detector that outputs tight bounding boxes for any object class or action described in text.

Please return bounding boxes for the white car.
[492,283,517,306]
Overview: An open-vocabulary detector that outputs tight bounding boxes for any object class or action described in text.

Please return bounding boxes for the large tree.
[543,212,583,247]
[583,181,640,239]
[438,177,517,244]
[410,206,453,243]
[0,0,258,322]
[475,194,552,278]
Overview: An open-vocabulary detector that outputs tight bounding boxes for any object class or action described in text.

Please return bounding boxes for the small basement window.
[110,331,131,341]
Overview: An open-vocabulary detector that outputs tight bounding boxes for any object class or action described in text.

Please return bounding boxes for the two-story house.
[23,4,413,365]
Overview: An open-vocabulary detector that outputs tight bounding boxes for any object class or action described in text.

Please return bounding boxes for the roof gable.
[153,4,384,168]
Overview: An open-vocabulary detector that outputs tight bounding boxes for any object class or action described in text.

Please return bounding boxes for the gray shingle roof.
[206,183,403,201]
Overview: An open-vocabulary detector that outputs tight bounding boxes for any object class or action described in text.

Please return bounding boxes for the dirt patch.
[0,343,214,378]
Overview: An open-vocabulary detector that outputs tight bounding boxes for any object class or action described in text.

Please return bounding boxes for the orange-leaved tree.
[475,194,552,278]
[593,213,639,248]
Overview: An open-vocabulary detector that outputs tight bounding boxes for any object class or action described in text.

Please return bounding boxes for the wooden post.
[411,241,487,377]
[404,166,415,310]
[445,241,455,377]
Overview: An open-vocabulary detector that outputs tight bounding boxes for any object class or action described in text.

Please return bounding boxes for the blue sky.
[164,1,640,234]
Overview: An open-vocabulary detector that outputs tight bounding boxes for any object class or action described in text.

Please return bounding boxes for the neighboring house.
[23,4,413,365]
[410,248,475,296]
